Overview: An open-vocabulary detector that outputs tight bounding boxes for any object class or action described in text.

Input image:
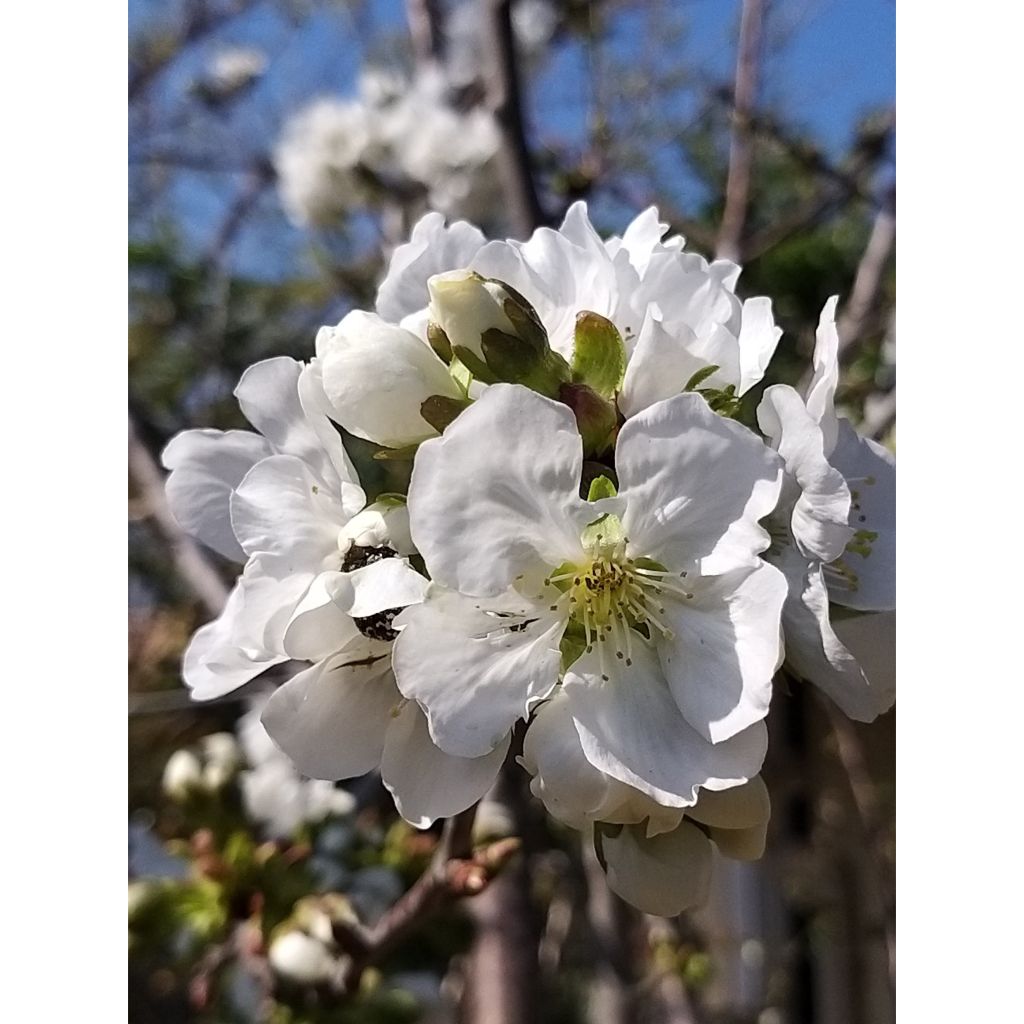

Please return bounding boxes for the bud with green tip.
[571,311,626,400]
[558,382,618,457]
[427,270,570,396]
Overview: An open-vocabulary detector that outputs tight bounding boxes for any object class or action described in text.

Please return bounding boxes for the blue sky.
[130,0,894,278]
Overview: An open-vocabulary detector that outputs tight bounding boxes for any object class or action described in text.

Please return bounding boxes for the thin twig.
[128,415,229,618]
[336,805,521,993]
[716,0,767,261]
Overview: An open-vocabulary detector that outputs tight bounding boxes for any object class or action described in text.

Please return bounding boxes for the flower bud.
[268,930,336,985]
[557,382,618,457]
[427,270,519,361]
[200,732,241,791]
[162,749,203,802]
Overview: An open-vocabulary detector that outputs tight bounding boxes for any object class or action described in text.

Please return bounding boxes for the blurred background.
[128,1,895,1021]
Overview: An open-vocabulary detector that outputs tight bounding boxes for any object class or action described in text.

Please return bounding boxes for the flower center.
[546,543,694,681]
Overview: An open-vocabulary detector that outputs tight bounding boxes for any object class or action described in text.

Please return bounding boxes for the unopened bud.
[162,749,203,802]
[268,930,336,985]
[427,270,521,361]
[558,382,618,457]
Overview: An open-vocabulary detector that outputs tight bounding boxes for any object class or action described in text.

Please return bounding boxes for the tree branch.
[819,697,896,992]
[480,0,546,237]
[128,415,229,618]
[837,186,896,356]
[406,0,445,69]
[716,0,767,261]
[335,805,521,993]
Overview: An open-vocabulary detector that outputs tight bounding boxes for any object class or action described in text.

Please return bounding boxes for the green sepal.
[452,344,499,385]
[420,394,472,434]
[427,321,454,363]
[587,475,618,502]
[449,354,474,394]
[572,311,626,399]
[683,364,720,392]
[559,625,587,671]
[481,329,571,397]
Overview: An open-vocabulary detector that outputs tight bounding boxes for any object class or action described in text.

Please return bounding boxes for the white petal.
[757,385,854,563]
[617,312,705,420]
[381,701,508,828]
[804,296,841,454]
[297,360,362,490]
[520,692,614,830]
[563,642,768,807]
[614,206,670,274]
[427,270,517,361]
[282,571,361,662]
[471,230,619,359]
[658,562,786,742]
[706,821,767,861]
[687,776,770,830]
[408,384,590,596]
[260,643,398,780]
[391,586,564,758]
[736,297,782,395]
[344,558,429,618]
[182,567,307,699]
[617,392,783,575]
[827,420,895,611]
[318,310,462,448]
[235,358,344,490]
[230,454,346,570]
[162,428,271,561]
[779,553,894,721]
[376,213,487,325]
[599,819,712,916]
[831,611,896,714]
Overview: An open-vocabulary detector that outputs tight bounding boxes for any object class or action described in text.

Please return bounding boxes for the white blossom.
[392,383,787,809]
[757,299,896,720]
[521,691,769,915]
[204,46,267,95]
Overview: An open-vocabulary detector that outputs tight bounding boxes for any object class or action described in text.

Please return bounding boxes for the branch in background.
[129,0,252,102]
[837,186,896,356]
[716,0,767,262]
[582,839,636,1024]
[406,0,445,69]
[819,697,896,993]
[461,764,541,1024]
[643,917,702,1024]
[128,415,229,618]
[203,159,276,272]
[734,108,895,262]
[335,804,521,991]
[480,0,546,237]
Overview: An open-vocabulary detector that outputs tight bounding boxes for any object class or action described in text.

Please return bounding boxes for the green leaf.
[586,475,618,501]
[572,311,626,399]
[481,330,571,397]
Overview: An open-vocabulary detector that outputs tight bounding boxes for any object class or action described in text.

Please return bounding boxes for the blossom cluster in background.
[163,202,895,917]
[273,0,556,229]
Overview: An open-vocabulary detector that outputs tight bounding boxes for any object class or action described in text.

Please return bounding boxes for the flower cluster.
[164,204,895,915]
[274,69,501,228]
